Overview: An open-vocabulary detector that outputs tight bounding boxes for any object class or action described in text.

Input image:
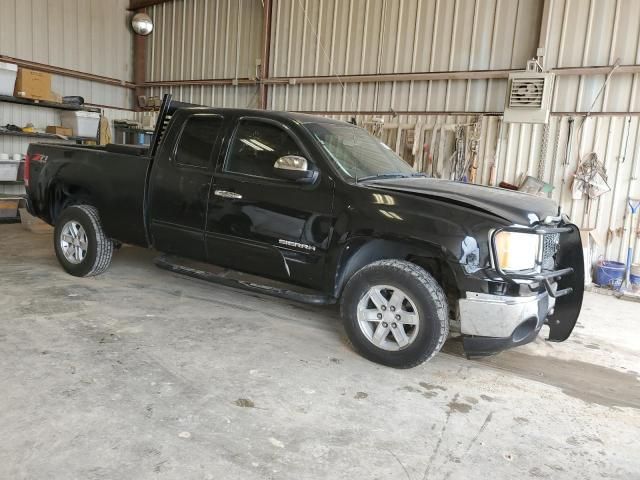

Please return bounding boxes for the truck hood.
[367,177,558,225]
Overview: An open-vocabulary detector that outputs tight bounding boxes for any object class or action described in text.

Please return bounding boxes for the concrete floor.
[1,223,639,480]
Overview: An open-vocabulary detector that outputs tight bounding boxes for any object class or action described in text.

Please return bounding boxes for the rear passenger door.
[148,113,225,260]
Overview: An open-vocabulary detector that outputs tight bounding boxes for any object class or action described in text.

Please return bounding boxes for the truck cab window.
[175,115,223,168]
[225,120,304,179]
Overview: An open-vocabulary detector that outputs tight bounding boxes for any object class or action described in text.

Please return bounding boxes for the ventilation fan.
[504,60,554,124]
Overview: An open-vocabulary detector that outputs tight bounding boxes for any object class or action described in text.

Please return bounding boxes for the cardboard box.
[0,198,20,219]
[46,125,73,136]
[14,68,52,101]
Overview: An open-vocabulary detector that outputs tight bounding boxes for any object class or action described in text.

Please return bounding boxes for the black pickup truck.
[25,96,584,368]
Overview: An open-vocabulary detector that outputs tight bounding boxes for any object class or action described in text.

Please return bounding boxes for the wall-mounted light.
[131,12,154,36]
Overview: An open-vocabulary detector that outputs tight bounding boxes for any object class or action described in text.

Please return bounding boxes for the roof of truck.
[172,106,350,126]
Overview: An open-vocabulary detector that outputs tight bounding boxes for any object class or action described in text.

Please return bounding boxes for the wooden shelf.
[0,130,96,142]
[0,94,100,113]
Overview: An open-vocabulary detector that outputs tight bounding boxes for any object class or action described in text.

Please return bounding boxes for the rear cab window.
[174,115,224,169]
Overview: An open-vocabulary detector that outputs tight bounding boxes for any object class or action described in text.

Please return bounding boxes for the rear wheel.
[341,259,449,368]
[53,205,113,277]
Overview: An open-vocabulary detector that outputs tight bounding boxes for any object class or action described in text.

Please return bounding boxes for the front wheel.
[53,205,114,277]
[341,260,449,368]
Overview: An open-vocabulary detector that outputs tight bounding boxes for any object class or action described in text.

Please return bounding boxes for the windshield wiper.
[356,172,427,182]
[356,173,410,182]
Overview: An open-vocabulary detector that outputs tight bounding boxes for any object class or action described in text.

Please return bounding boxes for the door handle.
[214,189,243,199]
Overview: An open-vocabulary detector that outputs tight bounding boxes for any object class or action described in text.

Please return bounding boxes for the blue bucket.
[595,261,626,288]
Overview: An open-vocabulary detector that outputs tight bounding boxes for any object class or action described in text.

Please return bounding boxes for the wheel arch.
[332,238,461,301]
[48,182,95,225]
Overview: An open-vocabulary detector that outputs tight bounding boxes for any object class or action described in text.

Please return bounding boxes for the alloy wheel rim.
[356,284,420,351]
[60,221,88,264]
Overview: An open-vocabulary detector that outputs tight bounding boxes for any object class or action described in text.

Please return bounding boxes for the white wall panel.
[267,0,540,113]
[270,0,542,77]
[0,0,133,108]
[546,0,640,113]
[146,0,263,107]
[147,84,261,109]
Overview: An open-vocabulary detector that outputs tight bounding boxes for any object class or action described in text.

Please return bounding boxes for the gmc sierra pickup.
[25,96,584,368]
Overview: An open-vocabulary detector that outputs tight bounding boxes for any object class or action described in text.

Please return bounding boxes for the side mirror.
[273,155,317,183]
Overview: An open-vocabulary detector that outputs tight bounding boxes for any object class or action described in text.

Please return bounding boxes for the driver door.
[205,117,334,289]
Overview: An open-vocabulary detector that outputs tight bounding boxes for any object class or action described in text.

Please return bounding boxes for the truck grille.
[542,233,560,270]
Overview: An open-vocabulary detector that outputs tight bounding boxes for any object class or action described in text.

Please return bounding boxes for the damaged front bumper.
[460,221,585,357]
[459,290,554,356]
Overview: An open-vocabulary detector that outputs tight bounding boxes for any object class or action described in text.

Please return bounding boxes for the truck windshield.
[306,123,416,181]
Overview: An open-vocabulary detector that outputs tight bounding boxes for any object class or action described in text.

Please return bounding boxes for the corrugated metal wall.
[0,0,134,108]
[143,0,640,265]
[0,0,136,194]
[546,0,640,113]
[146,0,263,108]
[269,0,542,112]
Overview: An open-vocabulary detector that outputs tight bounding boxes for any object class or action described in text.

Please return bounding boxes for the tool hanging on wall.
[537,123,549,180]
[467,118,481,183]
[430,124,444,178]
[547,117,563,198]
[560,117,575,197]
[363,117,385,138]
[572,151,611,215]
[448,125,468,181]
[620,198,640,294]
[562,117,573,167]
[431,120,481,182]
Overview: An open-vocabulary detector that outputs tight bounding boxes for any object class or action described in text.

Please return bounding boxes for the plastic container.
[595,260,626,289]
[60,110,100,138]
[0,62,18,96]
[0,159,20,181]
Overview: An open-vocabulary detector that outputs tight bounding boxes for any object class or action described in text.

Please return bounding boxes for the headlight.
[494,231,540,272]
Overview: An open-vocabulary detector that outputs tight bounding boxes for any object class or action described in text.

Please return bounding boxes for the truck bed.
[26,142,151,247]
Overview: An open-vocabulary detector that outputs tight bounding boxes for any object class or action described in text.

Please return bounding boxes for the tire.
[53,205,114,277]
[340,259,449,368]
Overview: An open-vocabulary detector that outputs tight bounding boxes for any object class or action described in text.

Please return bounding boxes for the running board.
[154,255,336,305]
